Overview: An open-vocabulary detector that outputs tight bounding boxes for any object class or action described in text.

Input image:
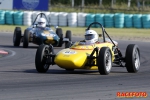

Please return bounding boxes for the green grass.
[1,25,150,41]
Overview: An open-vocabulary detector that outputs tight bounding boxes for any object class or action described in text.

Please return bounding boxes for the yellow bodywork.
[54,42,115,70]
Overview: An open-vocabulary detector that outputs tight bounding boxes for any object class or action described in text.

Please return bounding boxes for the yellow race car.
[35,22,140,75]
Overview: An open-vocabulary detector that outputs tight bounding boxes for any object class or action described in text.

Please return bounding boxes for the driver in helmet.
[37,17,46,29]
[33,17,47,43]
[84,30,99,45]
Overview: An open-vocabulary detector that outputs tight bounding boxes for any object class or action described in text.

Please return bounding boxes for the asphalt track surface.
[0,32,150,100]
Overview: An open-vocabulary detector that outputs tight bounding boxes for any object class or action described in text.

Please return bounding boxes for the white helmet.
[85,30,98,44]
[37,18,46,28]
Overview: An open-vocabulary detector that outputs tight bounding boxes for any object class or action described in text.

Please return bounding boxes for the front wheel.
[125,44,140,73]
[98,47,112,75]
[35,44,50,73]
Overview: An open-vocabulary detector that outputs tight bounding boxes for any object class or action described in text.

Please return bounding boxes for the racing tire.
[65,30,72,48]
[125,44,140,73]
[23,29,29,48]
[98,47,112,75]
[13,27,21,46]
[56,28,63,47]
[35,44,50,73]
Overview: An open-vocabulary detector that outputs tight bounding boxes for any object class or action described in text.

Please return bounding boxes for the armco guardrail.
[0,10,150,28]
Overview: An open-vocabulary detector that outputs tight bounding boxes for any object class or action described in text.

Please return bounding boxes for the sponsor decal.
[22,0,39,9]
[13,0,48,11]
[116,92,148,98]
[63,50,76,55]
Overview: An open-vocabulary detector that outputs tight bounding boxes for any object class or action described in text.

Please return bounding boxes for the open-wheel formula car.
[35,22,140,75]
[13,13,72,48]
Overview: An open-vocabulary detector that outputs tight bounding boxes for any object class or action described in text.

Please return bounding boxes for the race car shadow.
[49,69,99,75]
[24,69,99,75]
[3,69,128,76]
[24,69,129,75]
[24,65,128,75]
[48,69,128,75]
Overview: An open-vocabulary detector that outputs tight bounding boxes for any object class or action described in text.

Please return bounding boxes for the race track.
[0,32,150,100]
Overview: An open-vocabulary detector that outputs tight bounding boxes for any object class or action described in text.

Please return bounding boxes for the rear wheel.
[125,44,140,73]
[65,30,72,48]
[13,27,21,46]
[56,28,63,47]
[23,30,29,48]
[98,47,112,75]
[35,44,51,73]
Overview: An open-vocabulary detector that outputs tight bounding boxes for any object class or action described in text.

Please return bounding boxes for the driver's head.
[85,30,98,44]
[37,18,46,28]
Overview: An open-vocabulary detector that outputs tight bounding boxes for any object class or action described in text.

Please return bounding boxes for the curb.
[0,49,8,55]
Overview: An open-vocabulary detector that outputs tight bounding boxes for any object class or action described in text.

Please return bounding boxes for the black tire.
[65,30,72,48]
[23,30,29,48]
[65,30,72,41]
[13,27,21,46]
[35,44,50,73]
[98,47,112,75]
[56,28,63,47]
[125,44,140,73]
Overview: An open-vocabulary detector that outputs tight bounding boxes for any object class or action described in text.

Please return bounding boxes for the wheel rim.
[43,64,49,69]
[134,49,140,69]
[105,51,111,72]
[42,47,50,69]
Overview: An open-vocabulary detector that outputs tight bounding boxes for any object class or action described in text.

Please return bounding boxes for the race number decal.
[63,51,76,55]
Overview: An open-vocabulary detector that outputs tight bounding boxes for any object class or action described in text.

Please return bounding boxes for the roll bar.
[86,22,116,46]
[32,13,51,26]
